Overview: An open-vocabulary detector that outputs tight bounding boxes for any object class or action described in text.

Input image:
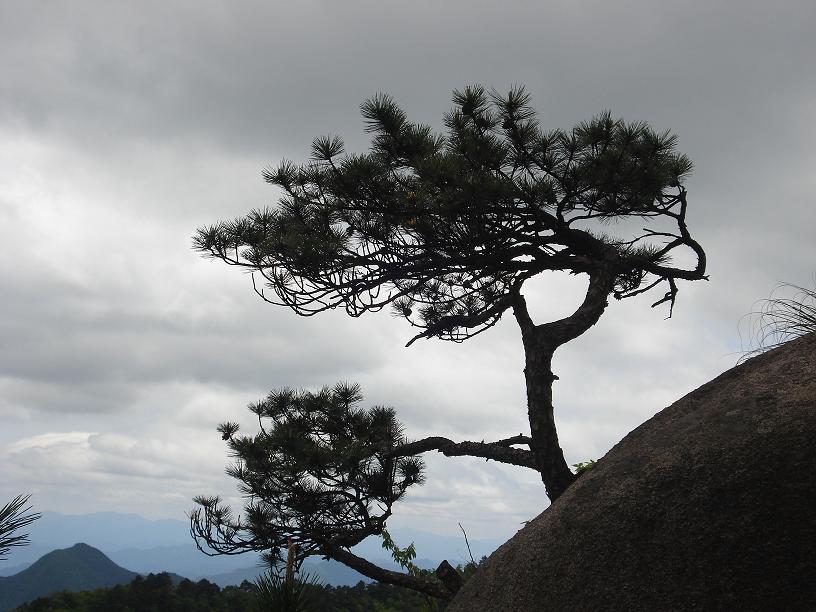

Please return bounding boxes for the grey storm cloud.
[0,0,813,538]
[1,1,813,163]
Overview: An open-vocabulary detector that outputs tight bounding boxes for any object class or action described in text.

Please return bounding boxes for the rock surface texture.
[448,332,816,612]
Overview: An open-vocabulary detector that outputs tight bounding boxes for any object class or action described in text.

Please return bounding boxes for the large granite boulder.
[448,332,816,611]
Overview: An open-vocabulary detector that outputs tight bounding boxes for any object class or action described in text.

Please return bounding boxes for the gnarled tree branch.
[389,435,537,469]
[322,543,456,600]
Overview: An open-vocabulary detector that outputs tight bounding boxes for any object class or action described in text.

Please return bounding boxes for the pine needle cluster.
[191,383,423,569]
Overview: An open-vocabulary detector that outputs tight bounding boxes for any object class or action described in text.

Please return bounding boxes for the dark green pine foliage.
[194,85,707,502]
[195,85,699,346]
[190,383,424,569]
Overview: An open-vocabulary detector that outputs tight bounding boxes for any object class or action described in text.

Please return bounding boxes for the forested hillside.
[13,572,442,612]
[0,544,138,611]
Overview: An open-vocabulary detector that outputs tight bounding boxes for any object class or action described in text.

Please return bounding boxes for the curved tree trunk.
[521,333,576,500]
[513,269,616,501]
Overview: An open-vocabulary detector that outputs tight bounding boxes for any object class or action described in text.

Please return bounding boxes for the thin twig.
[459,523,475,566]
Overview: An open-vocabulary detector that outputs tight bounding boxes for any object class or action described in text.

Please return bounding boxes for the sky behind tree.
[1,1,814,541]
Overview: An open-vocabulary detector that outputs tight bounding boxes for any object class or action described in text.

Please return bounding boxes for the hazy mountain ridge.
[1,511,501,585]
[0,544,449,611]
[204,556,442,588]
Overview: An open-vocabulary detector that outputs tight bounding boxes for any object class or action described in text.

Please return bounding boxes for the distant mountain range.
[0,543,442,610]
[203,555,442,589]
[0,511,501,590]
[0,543,138,612]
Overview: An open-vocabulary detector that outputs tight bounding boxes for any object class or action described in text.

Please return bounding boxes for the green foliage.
[254,568,322,612]
[195,85,702,346]
[14,573,256,612]
[379,529,484,612]
[191,83,706,594]
[13,573,454,612]
[0,543,139,611]
[572,459,597,475]
[191,383,424,566]
[380,529,422,577]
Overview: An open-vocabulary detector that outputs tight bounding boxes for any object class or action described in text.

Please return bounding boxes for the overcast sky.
[1,1,814,543]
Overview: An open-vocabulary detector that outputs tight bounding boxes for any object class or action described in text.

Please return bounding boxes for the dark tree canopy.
[191,384,453,599]
[195,85,705,348]
[193,85,708,596]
